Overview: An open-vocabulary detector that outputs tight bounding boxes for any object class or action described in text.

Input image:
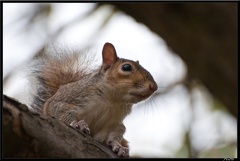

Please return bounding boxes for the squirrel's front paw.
[70,120,90,134]
[107,140,129,157]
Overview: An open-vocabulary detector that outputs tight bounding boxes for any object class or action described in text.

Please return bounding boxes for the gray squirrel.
[28,42,158,157]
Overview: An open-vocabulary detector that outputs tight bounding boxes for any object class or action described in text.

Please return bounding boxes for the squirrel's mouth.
[129,93,151,101]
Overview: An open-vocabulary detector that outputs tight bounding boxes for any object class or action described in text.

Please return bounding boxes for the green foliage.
[198,144,237,158]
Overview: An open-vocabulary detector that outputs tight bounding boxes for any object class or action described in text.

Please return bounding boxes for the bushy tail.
[27,44,93,113]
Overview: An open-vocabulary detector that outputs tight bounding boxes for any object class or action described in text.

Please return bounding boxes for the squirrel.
[28,42,158,157]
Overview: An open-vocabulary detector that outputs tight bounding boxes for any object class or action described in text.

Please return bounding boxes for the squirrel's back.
[28,44,94,113]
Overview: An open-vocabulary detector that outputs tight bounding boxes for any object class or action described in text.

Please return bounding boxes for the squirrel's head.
[100,42,158,104]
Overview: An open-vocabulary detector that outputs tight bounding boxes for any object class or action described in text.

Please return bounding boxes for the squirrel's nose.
[149,82,158,92]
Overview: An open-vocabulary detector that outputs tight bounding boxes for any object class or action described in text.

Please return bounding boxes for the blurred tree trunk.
[103,3,237,117]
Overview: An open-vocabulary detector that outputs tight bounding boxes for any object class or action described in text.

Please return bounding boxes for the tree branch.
[2,95,118,158]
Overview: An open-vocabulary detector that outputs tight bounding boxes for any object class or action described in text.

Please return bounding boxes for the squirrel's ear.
[102,42,119,71]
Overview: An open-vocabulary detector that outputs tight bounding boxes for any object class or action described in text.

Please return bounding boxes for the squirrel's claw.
[70,120,90,134]
[107,140,129,157]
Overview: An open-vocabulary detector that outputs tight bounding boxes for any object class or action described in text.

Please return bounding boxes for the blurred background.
[3,3,237,158]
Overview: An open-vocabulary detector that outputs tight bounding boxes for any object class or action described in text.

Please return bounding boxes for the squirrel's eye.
[122,64,132,71]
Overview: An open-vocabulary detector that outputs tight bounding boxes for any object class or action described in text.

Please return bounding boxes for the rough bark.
[2,95,118,158]
[103,2,237,117]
